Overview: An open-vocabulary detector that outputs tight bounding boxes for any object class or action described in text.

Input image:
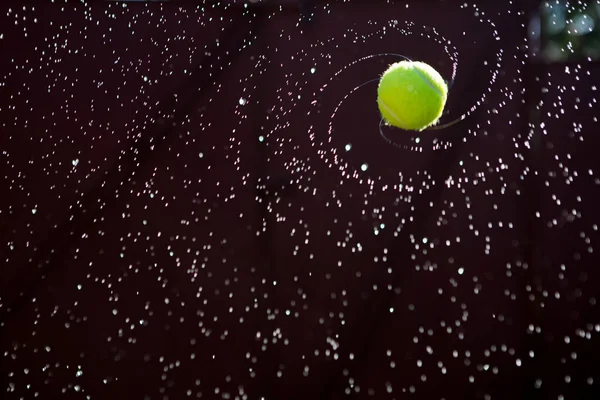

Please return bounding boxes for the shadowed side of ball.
[377,61,448,131]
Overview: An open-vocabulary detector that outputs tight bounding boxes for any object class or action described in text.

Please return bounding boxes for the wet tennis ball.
[377,60,448,131]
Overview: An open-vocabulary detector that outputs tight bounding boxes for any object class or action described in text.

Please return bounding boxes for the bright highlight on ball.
[377,60,448,132]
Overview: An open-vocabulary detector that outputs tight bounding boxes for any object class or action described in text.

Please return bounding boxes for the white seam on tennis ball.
[378,98,408,129]
[409,62,445,98]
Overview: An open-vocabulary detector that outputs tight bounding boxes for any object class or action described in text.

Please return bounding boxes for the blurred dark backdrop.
[1,1,599,399]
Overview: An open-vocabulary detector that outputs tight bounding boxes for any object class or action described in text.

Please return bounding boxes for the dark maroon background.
[1,1,599,399]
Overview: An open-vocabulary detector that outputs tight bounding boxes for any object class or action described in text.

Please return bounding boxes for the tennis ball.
[377,60,448,131]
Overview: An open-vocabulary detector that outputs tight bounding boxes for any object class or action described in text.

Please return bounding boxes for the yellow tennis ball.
[377,60,448,131]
